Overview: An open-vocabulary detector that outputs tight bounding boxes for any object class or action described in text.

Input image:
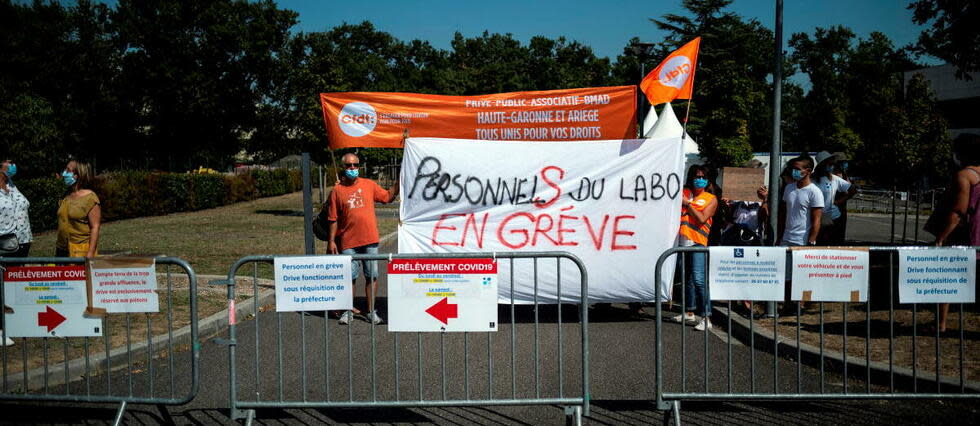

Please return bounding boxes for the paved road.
[2,237,977,424]
[845,213,931,245]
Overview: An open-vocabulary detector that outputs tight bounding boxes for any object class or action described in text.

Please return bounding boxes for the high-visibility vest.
[679,188,715,246]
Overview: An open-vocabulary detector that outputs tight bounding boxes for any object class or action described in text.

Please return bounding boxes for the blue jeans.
[341,243,379,281]
[684,245,711,317]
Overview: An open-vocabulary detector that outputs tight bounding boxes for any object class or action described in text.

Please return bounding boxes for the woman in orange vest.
[672,165,718,331]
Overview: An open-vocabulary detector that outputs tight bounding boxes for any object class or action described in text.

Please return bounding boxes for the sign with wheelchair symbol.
[708,247,786,301]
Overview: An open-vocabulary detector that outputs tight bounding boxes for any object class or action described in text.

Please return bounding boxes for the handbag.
[0,233,18,255]
[311,207,330,242]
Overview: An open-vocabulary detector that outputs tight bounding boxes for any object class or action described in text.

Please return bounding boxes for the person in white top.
[777,156,824,316]
[812,151,856,245]
[778,156,824,247]
[0,160,31,346]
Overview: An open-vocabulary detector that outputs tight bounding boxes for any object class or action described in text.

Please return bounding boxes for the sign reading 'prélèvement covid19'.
[387,259,498,332]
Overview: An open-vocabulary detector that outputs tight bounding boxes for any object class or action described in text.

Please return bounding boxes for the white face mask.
[953,153,962,168]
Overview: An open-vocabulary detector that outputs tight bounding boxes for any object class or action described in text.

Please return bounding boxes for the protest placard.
[720,167,765,202]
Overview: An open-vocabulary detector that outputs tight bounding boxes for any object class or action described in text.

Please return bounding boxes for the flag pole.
[681,100,692,141]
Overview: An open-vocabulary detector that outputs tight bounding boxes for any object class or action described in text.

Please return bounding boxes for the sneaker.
[338,310,353,325]
[694,318,713,331]
[670,312,697,324]
[367,311,384,325]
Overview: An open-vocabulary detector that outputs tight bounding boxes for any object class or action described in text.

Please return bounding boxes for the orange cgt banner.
[320,86,637,149]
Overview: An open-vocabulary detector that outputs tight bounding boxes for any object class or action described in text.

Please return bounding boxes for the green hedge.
[17,169,303,233]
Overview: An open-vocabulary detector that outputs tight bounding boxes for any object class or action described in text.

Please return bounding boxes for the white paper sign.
[791,248,869,302]
[398,137,685,304]
[899,248,976,303]
[274,256,353,312]
[90,260,159,313]
[3,266,103,337]
[708,247,786,301]
[387,258,498,332]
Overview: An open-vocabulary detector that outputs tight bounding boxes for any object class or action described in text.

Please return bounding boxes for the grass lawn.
[2,191,399,381]
[28,190,400,276]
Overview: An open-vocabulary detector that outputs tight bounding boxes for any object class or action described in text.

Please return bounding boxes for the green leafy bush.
[15,177,64,233]
[189,174,225,210]
[17,168,304,233]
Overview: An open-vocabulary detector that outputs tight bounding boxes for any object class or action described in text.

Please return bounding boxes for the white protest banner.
[274,256,353,312]
[899,248,976,304]
[3,266,103,337]
[708,247,786,301]
[387,258,498,332]
[90,257,159,313]
[399,137,684,303]
[790,248,869,302]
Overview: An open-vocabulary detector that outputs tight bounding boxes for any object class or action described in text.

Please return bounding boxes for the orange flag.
[640,37,701,106]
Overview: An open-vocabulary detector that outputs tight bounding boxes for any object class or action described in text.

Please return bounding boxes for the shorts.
[341,243,379,281]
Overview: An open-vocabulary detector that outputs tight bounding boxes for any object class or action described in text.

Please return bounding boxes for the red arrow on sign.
[38,306,66,333]
[425,297,458,325]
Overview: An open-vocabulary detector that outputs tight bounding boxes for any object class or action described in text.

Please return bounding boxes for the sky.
[277,0,936,64]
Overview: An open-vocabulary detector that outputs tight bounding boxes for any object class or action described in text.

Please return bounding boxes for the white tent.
[641,107,658,136]
[645,102,703,169]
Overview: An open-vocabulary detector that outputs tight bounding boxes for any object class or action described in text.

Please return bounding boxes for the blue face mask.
[693,178,708,189]
[840,162,848,171]
[826,165,835,174]
[4,163,15,178]
[791,169,804,181]
[344,169,359,179]
[62,170,76,186]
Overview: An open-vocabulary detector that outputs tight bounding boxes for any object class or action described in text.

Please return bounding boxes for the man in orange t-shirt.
[327,153,399,325]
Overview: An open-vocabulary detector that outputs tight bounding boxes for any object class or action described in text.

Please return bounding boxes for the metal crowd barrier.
[654,246,980,425]
[0,256,199,425]
[211,252,590,425]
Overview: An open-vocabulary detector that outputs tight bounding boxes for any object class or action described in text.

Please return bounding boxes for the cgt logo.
[338,102,377,137]
[657,56,693,89]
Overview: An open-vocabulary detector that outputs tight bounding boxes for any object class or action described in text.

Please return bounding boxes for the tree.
[647,0,779,167]
[112,0,298,170]
[909,0,979,80]
[0,0,120,176]
[880,73,950,185]
[789,26,862,155]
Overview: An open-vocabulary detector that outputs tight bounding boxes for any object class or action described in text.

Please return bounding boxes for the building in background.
[905,64,980,138]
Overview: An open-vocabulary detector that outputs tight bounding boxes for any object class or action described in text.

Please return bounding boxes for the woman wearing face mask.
[671,165,718,331]
[0,160,28,346]
[56,160,101,258]
[0,160,32,258]
[813,151,856,245]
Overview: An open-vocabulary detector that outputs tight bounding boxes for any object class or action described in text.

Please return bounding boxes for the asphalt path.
[2,236,978,424]
[844,213,931,245]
